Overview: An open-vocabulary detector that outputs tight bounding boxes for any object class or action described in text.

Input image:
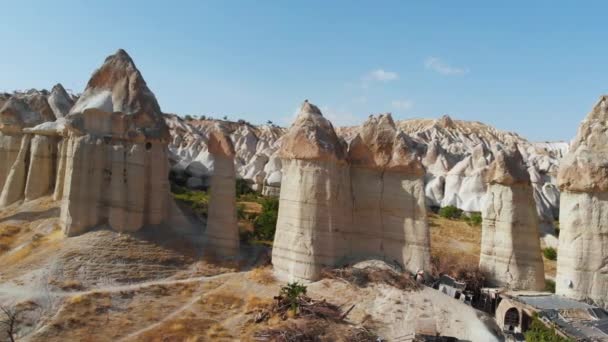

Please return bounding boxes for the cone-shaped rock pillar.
[347,114,430,273]
[479,145,545,290]
[204,127,239,257]
[60,49,170,236]
[556,96,608,308]
[272,101,352,282]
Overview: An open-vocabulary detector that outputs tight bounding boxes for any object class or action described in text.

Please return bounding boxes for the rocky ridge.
[168,113,566,243]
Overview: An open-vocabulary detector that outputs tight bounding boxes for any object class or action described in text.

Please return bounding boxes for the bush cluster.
[252,197,279,241]
[543,247,557,261]
[438,206,482,226]
[438,205,463,219]
[524,313,573,342]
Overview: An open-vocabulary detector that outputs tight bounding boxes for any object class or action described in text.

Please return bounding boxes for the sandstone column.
[24,135,56,201]
[53,139,68,201]
[0,133,23,191]
[347,114,430,273]
[60,135,105,236]
[556,96,608,308]
[0,135,31,207]
[479,146,545,290]
[204,129,239,257]
[59,49,171,236]
[271,101,351,282]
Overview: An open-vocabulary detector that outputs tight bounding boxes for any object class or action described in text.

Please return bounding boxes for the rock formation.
[347,114,430,273]
[204,127,239,257]
[479,145,545,290]
[166,113,566,243]
[271,101,352,282]
[0,91,57,207]
[556,96,608,307]
[58,49,171,236]
[272,104,431,281]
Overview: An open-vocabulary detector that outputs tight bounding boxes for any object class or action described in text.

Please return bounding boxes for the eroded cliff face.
[59,49,170,236]
[272,104,431,282]
[556,96,608,308]
[347,114,430,274]
[479,146,545,290]
[204,128,239,257]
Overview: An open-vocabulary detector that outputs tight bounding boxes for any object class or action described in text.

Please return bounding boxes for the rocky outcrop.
[204,128,239,257]
[0,91,57,207]
[48,84,76,119]
[347,114,430,273]
[24,135,56,201]
[272,101,351,282]
[479,145,545,290]
[167,113,565,243]
[556,96,608,308]
[59,49,170,236]
[440,143,491,212]
[272,104,431,282]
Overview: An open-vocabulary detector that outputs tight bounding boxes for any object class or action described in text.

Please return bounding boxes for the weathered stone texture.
[479,147,545,290]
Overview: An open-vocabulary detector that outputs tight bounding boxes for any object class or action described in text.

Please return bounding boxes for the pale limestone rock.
[272,101,351,282]
[441,144,490,212]
[479,146,545,290]
[556,96,608,307]
[47,84,75,119]
[556,191,608,307]
[0,133,22,190]
[60,49,170,236]
[53,139,68,201]
[24,135,56,201]
[0,135,31,207]
[204,128,239,257]
[346,114,430,274]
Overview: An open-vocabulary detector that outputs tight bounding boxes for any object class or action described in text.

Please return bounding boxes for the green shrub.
[524,313,573,342]
[252,197,279,241]
[280,282,307,312]
[543,247,557,261]
[438,206,463,219]
[171,185,209,217]
[545,279,556,293]
[464,212,482,226]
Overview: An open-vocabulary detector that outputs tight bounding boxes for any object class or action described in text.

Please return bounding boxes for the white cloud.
[391,99,414,111]
[363,69,399,82]
[424,57,468,76]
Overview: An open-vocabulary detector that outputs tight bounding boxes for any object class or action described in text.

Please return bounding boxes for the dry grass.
[247,266,276,285]
[29,281,211,342]
[429,213,481,268]
[250,318,379,342]
[321,266,421,291]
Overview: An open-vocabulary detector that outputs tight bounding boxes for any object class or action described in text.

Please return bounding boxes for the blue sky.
[1,1,606,141]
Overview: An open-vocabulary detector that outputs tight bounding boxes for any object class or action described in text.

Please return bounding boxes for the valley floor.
[0,197,522,341]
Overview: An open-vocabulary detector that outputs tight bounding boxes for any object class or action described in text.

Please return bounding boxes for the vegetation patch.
[171,185,209,217]
[438,205,463,219]
[524,313,573,342]
[543,247,557,261]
